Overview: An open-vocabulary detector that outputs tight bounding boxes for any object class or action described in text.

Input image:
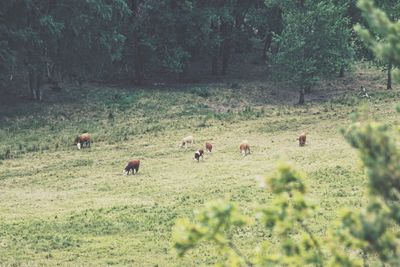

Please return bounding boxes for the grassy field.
[0,65,399,266]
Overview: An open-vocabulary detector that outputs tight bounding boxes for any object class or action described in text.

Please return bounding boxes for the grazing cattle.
[180,135,194,148]
[75,133,91,150]
[298,133,307,147]
[194,149,204,162]
[205,142,213,152]
[124,159,140,175]
[240,142,251,156]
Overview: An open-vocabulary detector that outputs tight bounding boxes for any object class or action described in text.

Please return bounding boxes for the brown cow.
[124,159,140,175]
[205,142,213,152]
[240,142,250,156]
[298,133,307,147]
[194,149,204,162]
[75,133,91,150]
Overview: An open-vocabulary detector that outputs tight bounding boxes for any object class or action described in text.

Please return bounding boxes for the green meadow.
[0,66,399,266]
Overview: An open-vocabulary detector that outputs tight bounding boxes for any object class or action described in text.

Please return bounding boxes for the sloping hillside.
[0,65,399,266]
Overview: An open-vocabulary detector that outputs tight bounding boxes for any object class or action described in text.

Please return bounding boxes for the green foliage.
[344,122,400,203]
[0,0,130,95]
[335,115,400,265]
[4,0,348,91]
[173,200,251,257]
[355,0,400,77]
[333,199,397,265]
[270,0,353,103]
[266,164,305,195]
[173,164,323,266]
[257,164,322,267]
[353,0,400,88]
[0,0,363,100]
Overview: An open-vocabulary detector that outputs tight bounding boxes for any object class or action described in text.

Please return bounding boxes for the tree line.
[0,0,399,103]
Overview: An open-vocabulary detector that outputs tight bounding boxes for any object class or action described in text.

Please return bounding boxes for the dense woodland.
[1,0,399,103]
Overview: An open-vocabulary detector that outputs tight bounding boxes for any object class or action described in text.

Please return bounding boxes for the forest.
[1,0,393,103]
[1,0,400,266]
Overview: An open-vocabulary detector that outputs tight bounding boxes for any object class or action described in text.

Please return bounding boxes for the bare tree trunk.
[263,32,273,61]
[235,12,244,31]
[29,70,35,99]
[387,61,392,90]
[36,73,42,101]
[299,88,305,105]
[28,70,43,101]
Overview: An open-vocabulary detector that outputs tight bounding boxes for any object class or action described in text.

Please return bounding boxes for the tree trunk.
[235,13,244,31]
[28,70,43,101]
[339,66,345,77]
[29,70,35,99]
[387,61,392,90]
[299,88,305,105]
[36,73,42,101]
[263,32,273,61]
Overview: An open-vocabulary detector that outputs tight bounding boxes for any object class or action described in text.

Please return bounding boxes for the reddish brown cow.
[124,159,140,175]
[75,133,91,150]
[240,143,250,156]
[205,142,213,152]
[194,149,204,162]
[298,133,307,147]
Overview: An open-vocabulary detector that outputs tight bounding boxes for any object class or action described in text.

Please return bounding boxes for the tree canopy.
[0,0,396,103]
